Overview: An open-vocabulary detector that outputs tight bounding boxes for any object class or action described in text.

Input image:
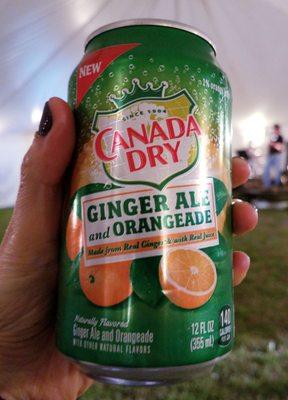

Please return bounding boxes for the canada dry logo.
[92,79,201,190]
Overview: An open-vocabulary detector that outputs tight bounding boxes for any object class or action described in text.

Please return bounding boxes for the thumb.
[0,97,75,264]
[22,97,75,186]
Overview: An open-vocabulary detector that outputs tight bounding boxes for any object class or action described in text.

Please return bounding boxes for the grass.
[0,208,13,240]
[234,210,288,342]
[0,209,288,399]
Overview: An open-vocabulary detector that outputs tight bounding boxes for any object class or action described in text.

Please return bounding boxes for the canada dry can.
[56,19,233,386]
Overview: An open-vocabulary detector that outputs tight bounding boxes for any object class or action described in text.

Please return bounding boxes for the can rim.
[85,18,216,55]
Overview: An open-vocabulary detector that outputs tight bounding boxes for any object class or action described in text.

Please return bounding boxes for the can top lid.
[85,18,216,55]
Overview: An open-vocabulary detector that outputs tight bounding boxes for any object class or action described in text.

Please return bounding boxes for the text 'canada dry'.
[56,19,233,386]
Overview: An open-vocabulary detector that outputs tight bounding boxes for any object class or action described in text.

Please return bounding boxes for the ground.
[0,208,288,399]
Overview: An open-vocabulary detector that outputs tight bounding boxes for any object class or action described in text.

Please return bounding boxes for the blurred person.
[263,124,284,189]
[246,141,259,178]
[0,98,258,399]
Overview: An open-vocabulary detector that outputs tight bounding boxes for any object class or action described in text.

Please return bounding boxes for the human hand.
[0,98,93,400]
[232,157,258,285]
[0,98,258,399]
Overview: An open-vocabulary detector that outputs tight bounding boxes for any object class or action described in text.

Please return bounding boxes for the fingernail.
[232,199,243,205]
[236,156,252,174]
[38,101,53,136]
[237,156,248,161]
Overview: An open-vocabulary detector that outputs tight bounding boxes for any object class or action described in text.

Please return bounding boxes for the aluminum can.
[56,19,233,386]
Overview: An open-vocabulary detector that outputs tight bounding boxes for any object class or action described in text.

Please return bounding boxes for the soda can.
[57,19,233,386]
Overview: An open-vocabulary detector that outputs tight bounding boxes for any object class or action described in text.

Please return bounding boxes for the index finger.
[232,157,251,189]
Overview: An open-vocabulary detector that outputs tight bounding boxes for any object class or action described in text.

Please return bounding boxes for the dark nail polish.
[38,101,53,136]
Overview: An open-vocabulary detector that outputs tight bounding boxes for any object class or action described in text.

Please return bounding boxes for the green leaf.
[66,249,83,287]
[202,232,228,262]
[130,256,163,307]
[213,177,229,215]
[222,204,232,241]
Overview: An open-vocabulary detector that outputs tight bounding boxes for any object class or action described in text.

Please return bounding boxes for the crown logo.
[109,78,169,108]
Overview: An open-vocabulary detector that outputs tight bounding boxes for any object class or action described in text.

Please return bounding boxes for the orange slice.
[159,248,217,309]
[79,258,132,307]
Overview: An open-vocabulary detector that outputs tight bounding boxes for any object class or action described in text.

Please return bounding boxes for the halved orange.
[66,210,82,260]
[79,258,132,307]
[159,248,217,309]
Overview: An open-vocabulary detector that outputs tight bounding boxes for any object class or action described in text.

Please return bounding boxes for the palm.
[0,219,93,399]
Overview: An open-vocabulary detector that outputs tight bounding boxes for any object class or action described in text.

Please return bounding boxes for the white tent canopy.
[0,0,288,207]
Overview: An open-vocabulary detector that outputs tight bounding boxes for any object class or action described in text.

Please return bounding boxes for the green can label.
[57,27,233,369]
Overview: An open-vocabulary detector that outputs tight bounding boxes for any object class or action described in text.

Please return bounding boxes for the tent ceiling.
[0,0,287,137]
[0,0,288,207]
